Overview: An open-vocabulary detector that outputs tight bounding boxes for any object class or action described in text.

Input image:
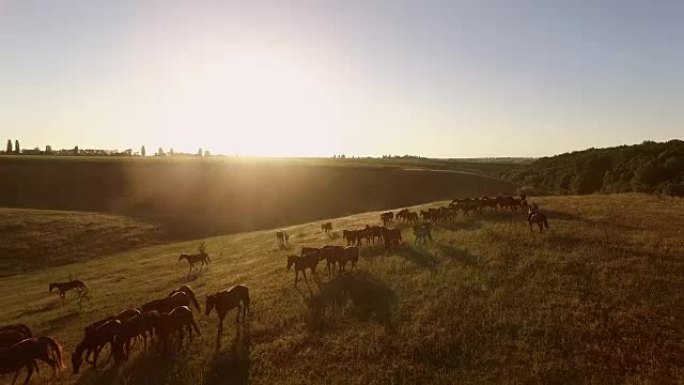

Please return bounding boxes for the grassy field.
[1,194,682,384]
[0,208,165,276]
[0,156,517,238]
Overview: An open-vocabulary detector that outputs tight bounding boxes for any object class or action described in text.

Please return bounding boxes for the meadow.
[0,156,516,239]
[1,193,682,384]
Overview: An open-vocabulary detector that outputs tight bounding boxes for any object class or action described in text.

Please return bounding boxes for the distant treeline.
[500,140,684,196]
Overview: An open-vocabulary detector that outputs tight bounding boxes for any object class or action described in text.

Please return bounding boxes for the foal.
[49,280,87,302]
[205,286,250,346]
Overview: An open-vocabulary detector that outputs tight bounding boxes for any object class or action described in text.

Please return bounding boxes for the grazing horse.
[142,292,197,314]
[49,280,87,302]
[206,286,250,346]
[0,336,64,385]
[72,319,122,374]
[169,285,201,312]
[111,312,155,360]
[0,325,33,348]
[413,223,433,246]
[528,207,549,233]
[321,222,333,233]
[340,246,360,271]
[276,230,290,249]
[287,253,319,285]
[151,306,200,354]
[406,212,419,223]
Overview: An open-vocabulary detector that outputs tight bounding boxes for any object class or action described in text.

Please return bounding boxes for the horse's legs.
[236,305,241,323]
[303,269,309,284]
[294,270,299,285]
[217,316,224,346]
[21,363,34,385]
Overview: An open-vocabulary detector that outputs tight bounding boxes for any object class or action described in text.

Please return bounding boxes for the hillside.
[0,156,516,238]
[0,194,682,384]
[500,140,684,195]
[0,208,165,276]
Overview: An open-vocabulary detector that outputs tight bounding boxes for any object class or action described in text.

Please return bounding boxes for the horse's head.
[205,295,215,316]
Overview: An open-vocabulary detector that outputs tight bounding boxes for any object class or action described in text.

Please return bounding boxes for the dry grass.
[0,194,682,384]
[0,208,164,276]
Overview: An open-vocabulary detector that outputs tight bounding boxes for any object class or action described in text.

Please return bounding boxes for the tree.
[14,140,20,154]
[141,145,146,157]
[169,148,175,156]
[204,150,211,157]
[45,145,52,154]
[74,146,79,155]
[6,140,12,153]
[156,147,165,156]
[197,147,203,156]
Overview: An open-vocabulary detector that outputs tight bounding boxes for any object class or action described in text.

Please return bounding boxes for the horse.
[339,246,359,271]
[0,325,33,348]
[276,230,290,250]
[151,306,200,354]
[406,212,419,223]
[321,222,333,233]
[142,292,198,314]
[206,286,250,346]
[413,223,433,247]
[85,308,140,336]
[178,251,210,278]
[72,319,122,374]
[342,230,361,246]
[49,280,87,302]
[365,225,386,244]
[111,312,155,360]
[321,245,345,276]
[528,207,549,233]
[0,336,64,385]
[287,253,319,285]
[168,285,201,312]
[380,212,394,226]
[382,228,402,250]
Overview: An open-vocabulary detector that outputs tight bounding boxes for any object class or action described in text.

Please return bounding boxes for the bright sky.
[1,1,682,157]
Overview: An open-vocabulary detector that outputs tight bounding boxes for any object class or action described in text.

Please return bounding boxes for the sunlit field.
[1,194,682,384]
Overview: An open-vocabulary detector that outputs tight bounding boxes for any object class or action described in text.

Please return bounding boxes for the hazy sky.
[1,1,682,157]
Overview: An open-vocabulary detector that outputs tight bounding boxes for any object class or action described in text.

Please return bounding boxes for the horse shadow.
[437,219,483,232]
[75,348,171,385]
[437,245,482,266]
[395,246,438,270]
[360,245,387,258]
[305,271,395,330]
[204,324,251,385]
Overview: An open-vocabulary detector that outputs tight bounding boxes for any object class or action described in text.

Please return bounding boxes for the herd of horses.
[2,194,549,384]
[1,280,249,384]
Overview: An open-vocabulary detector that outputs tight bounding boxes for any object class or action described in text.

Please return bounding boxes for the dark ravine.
[0,158,516,238]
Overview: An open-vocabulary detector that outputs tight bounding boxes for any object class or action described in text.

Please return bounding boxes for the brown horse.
[0,325,33,347]
[85,308,140,335]
[168,285,201,312]
[528,209,549,233]
[112,312,155,360]
[380,212,394,226]
[142,291,198,314]
[72,319,122,374]
[321,222,333,233]
[382,228,402,250]
[206,286,250,346]
[340,246,360,271]
[49,280,87,301]
[178,252,210,278]
[151,306,200,354]
[287,253,319,285]
[0,336,64,385]
[321,245,345,276]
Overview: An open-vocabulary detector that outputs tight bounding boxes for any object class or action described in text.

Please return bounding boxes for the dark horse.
[49,280,87,302]
[287,252,320,285]
[178,251,210,278]
[0,325,33,347]
[528,207,549,233]
[206,286,250,347]
[149,306,201,355]
[72,319,122,374]
[142,291,200,314]
[1,336,64,385]
[168,285,202,312]
[321,222,333,233]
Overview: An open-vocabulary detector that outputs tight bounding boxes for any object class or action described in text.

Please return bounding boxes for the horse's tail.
[40,336,66,370]
[186,288,201,312]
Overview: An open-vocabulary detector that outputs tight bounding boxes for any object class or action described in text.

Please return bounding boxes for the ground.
[0,194,682,384]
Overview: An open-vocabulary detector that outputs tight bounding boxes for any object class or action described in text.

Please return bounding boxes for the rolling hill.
[0,194,682,384]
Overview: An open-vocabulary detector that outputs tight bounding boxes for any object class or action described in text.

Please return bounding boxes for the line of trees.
[1,140,212,158]
[500,140,684,196]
